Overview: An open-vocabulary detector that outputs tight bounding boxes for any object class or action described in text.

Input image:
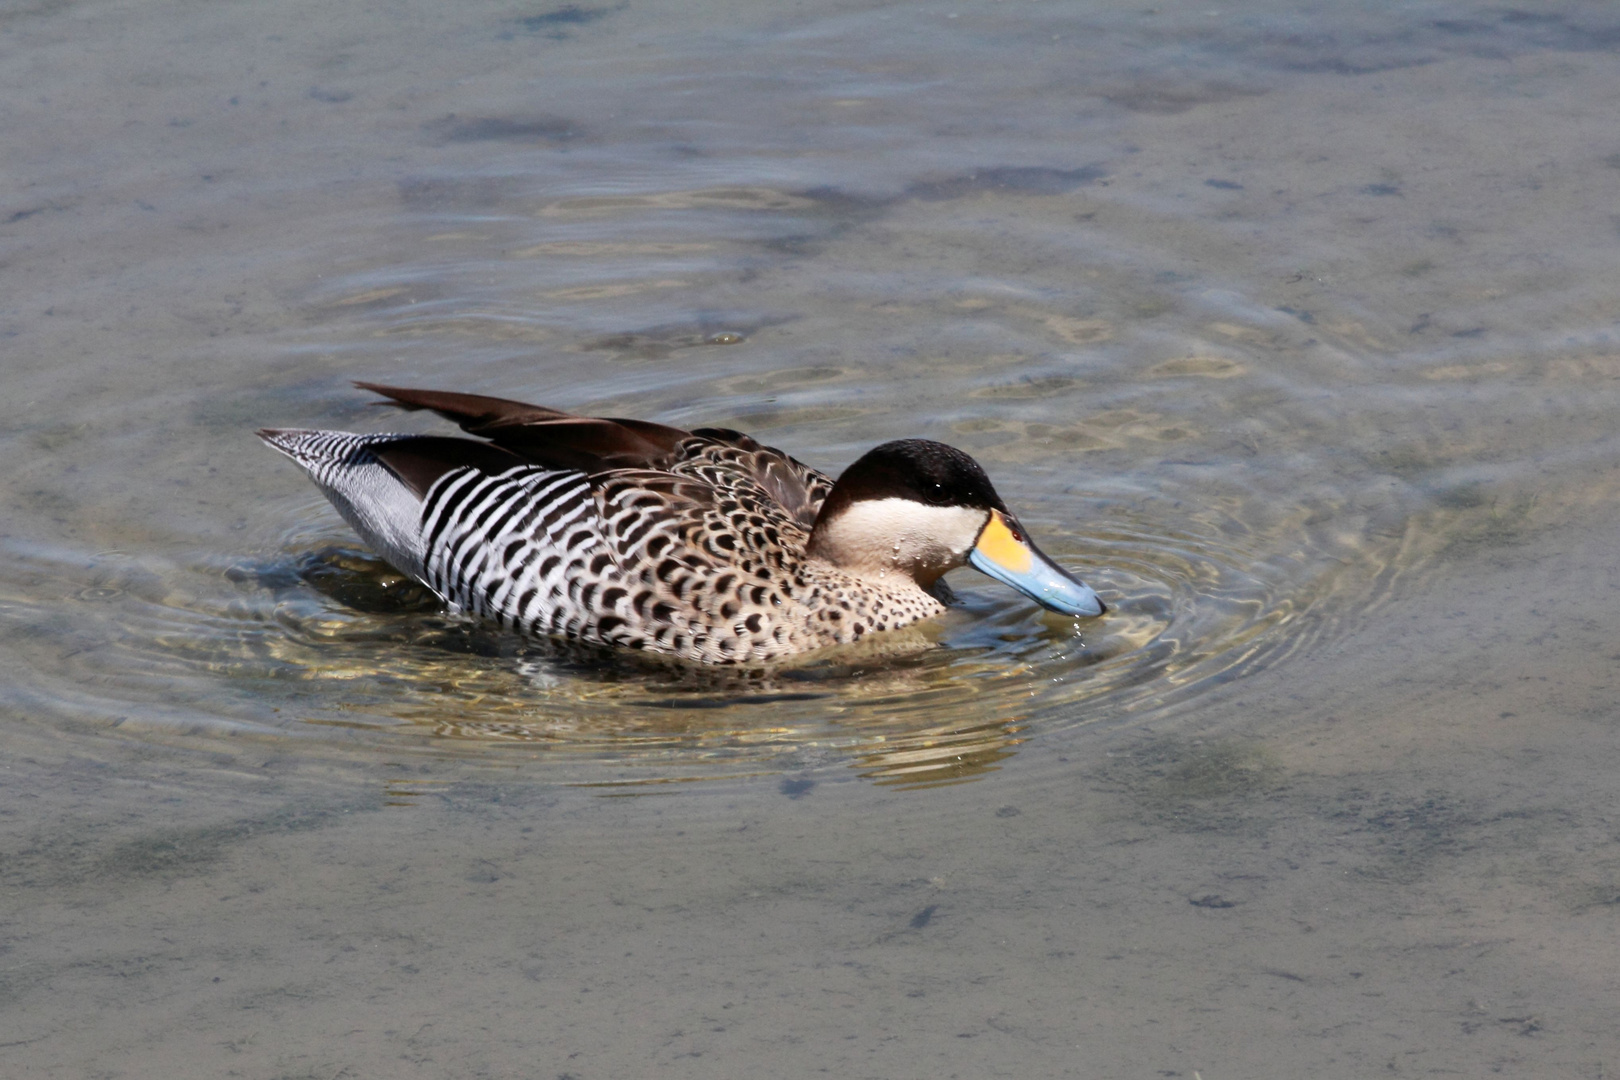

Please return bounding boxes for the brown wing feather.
[367,436,528,498]
[358,381,693,472]
[486,416,693,472]
[355,382,574,428]
[356,384,833,527]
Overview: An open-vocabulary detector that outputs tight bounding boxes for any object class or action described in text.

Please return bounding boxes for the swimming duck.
[260,383,1104,664]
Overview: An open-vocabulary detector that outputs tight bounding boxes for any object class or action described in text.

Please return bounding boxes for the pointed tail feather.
[258,428,432,581]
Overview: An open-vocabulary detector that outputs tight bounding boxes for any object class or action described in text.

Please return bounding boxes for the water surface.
[3,1,1619,1075]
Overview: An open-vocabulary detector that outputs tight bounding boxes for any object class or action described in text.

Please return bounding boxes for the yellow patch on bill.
[975,512,1033,574]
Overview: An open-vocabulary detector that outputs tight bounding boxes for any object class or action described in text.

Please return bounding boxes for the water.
[4,1,1620,1075]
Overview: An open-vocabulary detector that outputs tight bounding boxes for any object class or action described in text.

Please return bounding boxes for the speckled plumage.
[261,385,958,664]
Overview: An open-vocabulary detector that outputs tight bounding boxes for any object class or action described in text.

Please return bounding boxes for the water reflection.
[2,443,1413,785]
[5,0,1617,792]
[5,3,1620,1074]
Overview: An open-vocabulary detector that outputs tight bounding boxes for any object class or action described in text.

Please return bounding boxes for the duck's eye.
[925,482,948,505]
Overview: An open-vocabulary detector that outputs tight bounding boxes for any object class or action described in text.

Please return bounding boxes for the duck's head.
[806,439,1105,617]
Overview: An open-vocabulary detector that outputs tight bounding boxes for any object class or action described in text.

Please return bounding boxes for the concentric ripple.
[3,111,1544,786]
[1,463,1412,786]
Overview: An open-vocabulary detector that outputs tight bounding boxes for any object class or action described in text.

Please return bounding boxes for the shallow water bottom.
[5,484,1616,1079]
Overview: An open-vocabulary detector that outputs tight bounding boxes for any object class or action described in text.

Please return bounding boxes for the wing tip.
[353,381,425,411]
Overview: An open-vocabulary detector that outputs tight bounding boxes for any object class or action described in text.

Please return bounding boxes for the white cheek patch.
[815,498,988,572]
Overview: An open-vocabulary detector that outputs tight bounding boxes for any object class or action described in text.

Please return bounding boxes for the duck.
[259,383,1105,665]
